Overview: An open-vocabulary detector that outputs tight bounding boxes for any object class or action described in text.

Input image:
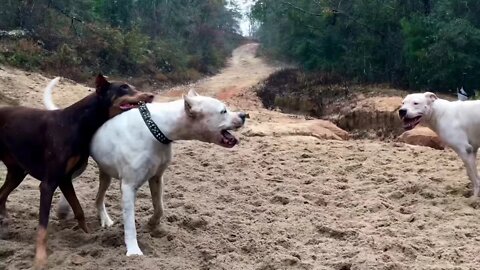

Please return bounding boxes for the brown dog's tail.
[43,77,61,110]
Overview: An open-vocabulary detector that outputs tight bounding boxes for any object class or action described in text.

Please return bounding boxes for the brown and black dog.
[0,74,154,269]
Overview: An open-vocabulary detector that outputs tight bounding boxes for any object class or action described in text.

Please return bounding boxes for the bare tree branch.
[279,0,389,39]
[48,0,84,24]
[279,0,327,17]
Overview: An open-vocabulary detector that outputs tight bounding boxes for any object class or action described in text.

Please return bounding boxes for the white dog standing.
[44,80,247,256]
[400,92,480,196]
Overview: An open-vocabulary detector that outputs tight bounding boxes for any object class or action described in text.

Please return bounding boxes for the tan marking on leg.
[34,226,48,270]
[65,156,80,174]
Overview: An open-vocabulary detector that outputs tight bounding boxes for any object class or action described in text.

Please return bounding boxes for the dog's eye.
[220,109,227,114]
[119,84,132,93]
[413,102,419,105]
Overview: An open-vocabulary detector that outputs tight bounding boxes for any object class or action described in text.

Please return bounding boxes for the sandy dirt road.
[1,44,480,270]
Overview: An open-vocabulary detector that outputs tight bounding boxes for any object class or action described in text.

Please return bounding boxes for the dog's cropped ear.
[187,89,199,97]
[183,95,196,118]
[424,92,438,103]
[95,73,110,95]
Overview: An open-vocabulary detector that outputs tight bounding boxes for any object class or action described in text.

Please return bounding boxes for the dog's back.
[0,106,62,178]
[90,105,171,180]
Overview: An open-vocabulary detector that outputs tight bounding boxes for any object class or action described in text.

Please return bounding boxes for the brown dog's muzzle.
[135,92,155,104]
[110,92,155,117]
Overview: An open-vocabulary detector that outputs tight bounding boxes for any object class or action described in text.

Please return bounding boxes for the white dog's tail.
[43,77,60,110]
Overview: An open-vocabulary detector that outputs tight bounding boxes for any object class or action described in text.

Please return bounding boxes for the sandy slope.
[1,44,480,270]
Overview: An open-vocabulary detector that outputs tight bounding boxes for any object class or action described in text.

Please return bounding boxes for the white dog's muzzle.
[398,108,422,130]
[219,112,247,148]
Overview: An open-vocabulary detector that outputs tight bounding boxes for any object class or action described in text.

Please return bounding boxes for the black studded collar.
[138,101,172,144]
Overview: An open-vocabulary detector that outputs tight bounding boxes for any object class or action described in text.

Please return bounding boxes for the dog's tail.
[43,77,60,110]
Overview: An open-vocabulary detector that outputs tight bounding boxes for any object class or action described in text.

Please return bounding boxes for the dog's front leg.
[148,169,167,228]
[121,181,143,256]
[34,179,59,270]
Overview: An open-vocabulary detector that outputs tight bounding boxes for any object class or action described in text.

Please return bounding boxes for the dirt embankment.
[255,69,414,139]
[331,96,404,139]
[1,43,480,270]
[255,69,351,117]
[0,66,91,108]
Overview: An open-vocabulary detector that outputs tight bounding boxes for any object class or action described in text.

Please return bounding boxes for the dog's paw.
[78,222,91,233]
[100,216,114,228]
[150,226,168,238]
[126,248,144,256]
[33,255,48,270]
[466,196,480,209]
[147,216,160,228]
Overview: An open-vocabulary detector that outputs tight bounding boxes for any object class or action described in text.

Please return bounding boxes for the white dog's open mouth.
[402,116,422,130]
[220,130,238,148]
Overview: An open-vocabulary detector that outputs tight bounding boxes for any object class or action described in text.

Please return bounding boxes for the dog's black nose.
[239,112,248,123]
[398,109,407,118]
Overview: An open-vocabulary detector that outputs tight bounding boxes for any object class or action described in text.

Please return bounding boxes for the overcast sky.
[231,0,255,36]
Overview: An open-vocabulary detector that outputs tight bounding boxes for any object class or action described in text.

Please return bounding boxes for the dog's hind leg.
[95,170,114,227]
[0,164,26,228]
[471,148,480,197]
[59,179,89,233]
[121,181,143,256]
[455,145,480,197]
[148,166,168,228]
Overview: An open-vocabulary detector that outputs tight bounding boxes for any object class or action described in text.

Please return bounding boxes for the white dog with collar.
[399,92,480,196]
[44,80,247,255]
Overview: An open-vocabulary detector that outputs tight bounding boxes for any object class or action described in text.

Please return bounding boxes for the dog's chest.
[152,145,173,167]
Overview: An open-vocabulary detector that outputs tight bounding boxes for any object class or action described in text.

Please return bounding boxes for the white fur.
[400,92,480,196]
[43,77,60,110]
[44,82,245,256]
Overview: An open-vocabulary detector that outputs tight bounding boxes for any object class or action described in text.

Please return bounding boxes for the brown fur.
[65,156,81,174]
[0,74,154,269]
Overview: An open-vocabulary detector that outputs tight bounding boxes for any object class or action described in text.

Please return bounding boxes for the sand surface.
[1,44,480,270]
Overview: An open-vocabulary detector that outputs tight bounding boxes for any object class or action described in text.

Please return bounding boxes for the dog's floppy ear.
[424,92,438,103]
[187,89,199,97]
[95,73,110,95]
[183,95,196,118]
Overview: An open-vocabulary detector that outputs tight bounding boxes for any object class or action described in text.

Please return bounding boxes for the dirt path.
[1,44,480,270]
[161,43,276,100]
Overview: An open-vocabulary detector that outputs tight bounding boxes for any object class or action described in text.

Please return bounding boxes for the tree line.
[0,0,243,82]
[251,0,480,92]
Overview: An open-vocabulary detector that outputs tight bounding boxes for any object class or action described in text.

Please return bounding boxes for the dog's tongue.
[120,104,134,110]
[403,123,414,130]
[221,130,238,147]
[402,116,420,130]
[222,130,235,140]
